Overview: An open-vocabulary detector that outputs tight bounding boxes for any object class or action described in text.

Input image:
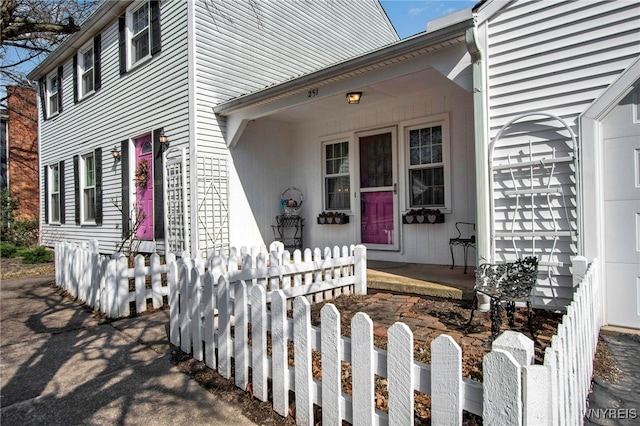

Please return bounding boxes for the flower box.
[317,213,349,225]
[402,209,444,224]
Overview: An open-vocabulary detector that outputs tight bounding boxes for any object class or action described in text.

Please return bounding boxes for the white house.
[214,0,640,329]
[31,0,639,329]
[28,0,397,254]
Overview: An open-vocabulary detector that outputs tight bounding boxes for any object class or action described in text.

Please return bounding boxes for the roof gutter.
[214,18,474,115]
[27,1,130,80]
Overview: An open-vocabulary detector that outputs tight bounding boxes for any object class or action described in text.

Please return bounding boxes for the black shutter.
[121,140,130,237]
[39,78,47,121]
[94,34,102,91]
[59,161,66,224]
[118,14,127,75]
[74,155,80,224]
[153,128,164,240]
[73,54,78,104]
[43,166,49,224]
[95,147,103,225]
[150,0,162,56]
[57,66,63,113]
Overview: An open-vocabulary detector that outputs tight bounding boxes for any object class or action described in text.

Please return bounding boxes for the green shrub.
[0,190,39,248]
[0,242,17,258]
[21,246,53,264]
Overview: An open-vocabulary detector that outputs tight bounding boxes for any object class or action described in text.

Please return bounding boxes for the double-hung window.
[49,164,61,223]
[323,141,350,210]
[407,123,447,208]
[81,153,97,222]
[80,44,95,97]
[130,2,150,64]
[47,72,59,116]
[120,1,161,74]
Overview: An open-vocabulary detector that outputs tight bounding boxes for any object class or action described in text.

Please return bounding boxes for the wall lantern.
[346,92,362,104]
[111,147,121,160]
[158,129,169,144]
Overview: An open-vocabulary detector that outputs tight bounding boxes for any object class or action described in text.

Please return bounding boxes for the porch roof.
[213,16,474,116]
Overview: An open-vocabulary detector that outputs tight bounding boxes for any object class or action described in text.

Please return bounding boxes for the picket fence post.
[251,284,268,402]
[351,312,375,425]
[321,303,342,425]
[353,245,367,295]
[431,335,463,425]
[271,290,289,417]
[168,260,180,347]
[294,296,313,426]
[388,322,414,425]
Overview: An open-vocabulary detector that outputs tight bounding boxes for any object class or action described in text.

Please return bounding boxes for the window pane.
[84,188,96,221]
[132,3,149,34]
[325,141,348,175]
[51,194,60,222]
[410,167,445,207]
[83,48,94,69]
[85,156,95,187]
[326,177,350,210]
[51,165,59,191]
[82,72,94,94]
[409,125,443,166]
[360,132,392,188]
[133,31,150,62]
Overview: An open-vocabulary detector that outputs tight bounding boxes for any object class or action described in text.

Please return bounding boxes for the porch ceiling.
[265,67,452,123]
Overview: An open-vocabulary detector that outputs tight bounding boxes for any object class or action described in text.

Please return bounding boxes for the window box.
[317,212,349,225]
[402,209,444,224]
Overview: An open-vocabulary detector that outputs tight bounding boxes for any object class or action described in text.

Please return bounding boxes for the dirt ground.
[3,258,621,425]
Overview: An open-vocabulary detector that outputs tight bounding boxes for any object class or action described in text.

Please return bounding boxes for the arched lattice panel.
[489,113,579,310]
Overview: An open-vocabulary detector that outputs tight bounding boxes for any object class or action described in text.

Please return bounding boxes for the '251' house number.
[308,88,318,98]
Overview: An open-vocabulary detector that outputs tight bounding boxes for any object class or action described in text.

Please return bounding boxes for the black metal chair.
[466,256,539,342]
[449,222,476,274]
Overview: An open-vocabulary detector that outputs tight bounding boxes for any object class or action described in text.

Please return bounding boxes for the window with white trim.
[50,163,61,223]
[81,153,96,222]
[323,141,350,210]
[79,43,95,98]
[407,124,446,208]
[47,72,59,116]
[130,1,151,65]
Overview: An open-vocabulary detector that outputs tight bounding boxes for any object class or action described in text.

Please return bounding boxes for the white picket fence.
[54,241,175,318]
[54,240,602,425]
[544,256,602,425]
[169,244,486,424]
[171,250,603,425]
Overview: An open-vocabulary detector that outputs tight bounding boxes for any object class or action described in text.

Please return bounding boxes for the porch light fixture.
[158,129,169,144]
[346,92,362,104]
[111,147,121,160]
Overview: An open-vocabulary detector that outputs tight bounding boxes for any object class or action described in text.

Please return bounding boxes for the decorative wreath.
[135,158,150,188]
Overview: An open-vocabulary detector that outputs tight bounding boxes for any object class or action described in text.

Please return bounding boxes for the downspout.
[466,18,491,311]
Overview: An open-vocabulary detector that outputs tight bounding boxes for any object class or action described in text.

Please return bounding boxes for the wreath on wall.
[135,158,150,188]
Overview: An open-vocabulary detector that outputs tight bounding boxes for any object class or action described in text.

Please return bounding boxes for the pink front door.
[134,135,153,240]
[358,130,398,249]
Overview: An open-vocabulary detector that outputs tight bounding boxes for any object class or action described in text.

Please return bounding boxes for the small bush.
[21,246,53,264]
[0,242,17,258]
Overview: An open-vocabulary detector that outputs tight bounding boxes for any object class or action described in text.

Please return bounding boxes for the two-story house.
[28,0,398,255]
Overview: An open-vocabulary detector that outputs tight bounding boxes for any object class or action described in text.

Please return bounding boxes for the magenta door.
[358,130,397,248]
[134,135,153,240]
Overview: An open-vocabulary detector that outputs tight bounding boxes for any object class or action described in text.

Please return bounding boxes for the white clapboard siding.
[40,1,190,254]
[54,241,175,318]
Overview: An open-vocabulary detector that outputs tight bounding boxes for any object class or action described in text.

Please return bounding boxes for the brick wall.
[7,86,39,221]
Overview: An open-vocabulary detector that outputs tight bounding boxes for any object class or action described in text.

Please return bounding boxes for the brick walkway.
[310,290,562,380]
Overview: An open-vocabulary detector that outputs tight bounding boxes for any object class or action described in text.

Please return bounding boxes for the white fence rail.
[54,241,175,318]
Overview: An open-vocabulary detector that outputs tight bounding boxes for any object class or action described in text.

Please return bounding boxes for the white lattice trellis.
[164,147,188,255]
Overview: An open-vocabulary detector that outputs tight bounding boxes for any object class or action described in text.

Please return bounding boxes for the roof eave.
[27,1,130,81]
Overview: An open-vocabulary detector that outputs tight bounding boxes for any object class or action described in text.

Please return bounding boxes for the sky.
[380,0,477,39]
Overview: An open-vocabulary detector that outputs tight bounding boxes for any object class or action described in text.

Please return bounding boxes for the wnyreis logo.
[585,408,637,420]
